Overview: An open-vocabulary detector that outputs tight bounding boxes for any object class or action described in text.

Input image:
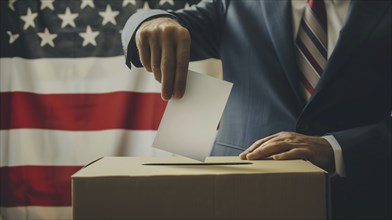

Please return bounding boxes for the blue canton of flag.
[1,0,200,58]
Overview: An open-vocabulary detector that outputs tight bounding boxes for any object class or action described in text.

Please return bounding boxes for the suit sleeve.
[329,116,391,218]
[121,0,228,69]
[331,116,391,179]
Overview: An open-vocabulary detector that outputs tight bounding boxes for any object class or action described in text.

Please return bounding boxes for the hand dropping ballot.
[153,70,233,161]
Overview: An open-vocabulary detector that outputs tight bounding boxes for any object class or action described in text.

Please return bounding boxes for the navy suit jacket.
[122,1,391,219]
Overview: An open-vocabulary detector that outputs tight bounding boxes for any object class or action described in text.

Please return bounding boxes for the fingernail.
[162,94,171,101]
[173,91,183,100]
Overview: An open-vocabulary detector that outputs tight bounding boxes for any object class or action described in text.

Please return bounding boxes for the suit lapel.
[260,0,305,107]
[308,1,391,103]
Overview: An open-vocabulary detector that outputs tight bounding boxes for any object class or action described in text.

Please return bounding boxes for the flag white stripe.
[0,207,71,220]
[0,129,173,167]
[0,57,161,94]
[0,58,221,94]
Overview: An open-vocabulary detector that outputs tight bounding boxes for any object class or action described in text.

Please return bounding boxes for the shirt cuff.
[322,135,346,177]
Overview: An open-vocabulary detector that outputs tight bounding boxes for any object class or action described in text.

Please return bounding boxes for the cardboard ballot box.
[72,157,328,220]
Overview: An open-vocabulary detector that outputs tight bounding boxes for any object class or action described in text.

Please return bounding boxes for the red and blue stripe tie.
[296,0,328,100]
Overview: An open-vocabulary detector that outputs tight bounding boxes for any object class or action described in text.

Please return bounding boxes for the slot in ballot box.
[72,157,328,220]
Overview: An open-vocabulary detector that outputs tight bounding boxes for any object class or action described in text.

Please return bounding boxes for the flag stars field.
[6,31,19,44]
[3,0,198,48]
[40,0,55,11]
[80,0,95,9]
[37,28,58,47]
[99,5,120,26]
[159,0,175,6]
[8,0,16,11]
[123,0,137,7]
[20,8,38,30]
[79,25,100,47]
[58,7,78,28]
[138,1,151,11]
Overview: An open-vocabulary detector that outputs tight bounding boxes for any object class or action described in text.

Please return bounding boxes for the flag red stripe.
[0,91,167,130]
[0,166,82,207]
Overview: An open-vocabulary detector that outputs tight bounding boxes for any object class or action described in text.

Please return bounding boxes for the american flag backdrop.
[0,0,221,219]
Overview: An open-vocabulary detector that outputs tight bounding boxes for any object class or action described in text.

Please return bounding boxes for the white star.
[159,0,174,6]
[40,0,54,10]
[58,7,78,28]
[137,1,150,11]
[99,5,119,25]
[8,0,17,11]
[80,0,95,9]
[20,8,38,30]
[37,28,58,47]
[123,0,136,7]
[6,31,19,44]
[79,25,99,46]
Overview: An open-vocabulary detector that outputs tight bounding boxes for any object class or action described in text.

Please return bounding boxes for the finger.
[239,134,279,159]
[136,33,151,72]
[246,141,292,160]
[245,131,300,158]
[173,28,190,99]
[149,34,162,82]
[272,148,309,160]
[160,32,175,100]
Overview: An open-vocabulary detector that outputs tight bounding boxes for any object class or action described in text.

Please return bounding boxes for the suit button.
[297,122,310,132]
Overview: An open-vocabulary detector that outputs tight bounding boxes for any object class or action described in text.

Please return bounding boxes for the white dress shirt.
[291,0,351,176]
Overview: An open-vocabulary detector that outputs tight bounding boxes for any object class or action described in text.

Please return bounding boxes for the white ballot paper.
[153,70,233,161]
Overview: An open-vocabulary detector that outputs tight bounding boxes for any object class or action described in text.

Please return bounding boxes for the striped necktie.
[296,0,328,100]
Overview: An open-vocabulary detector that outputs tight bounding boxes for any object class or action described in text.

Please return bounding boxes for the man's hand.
[239,132,336,172]
[136,17,191,100]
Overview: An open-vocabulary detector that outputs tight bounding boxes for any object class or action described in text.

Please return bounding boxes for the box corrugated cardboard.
[72,156,328,220]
